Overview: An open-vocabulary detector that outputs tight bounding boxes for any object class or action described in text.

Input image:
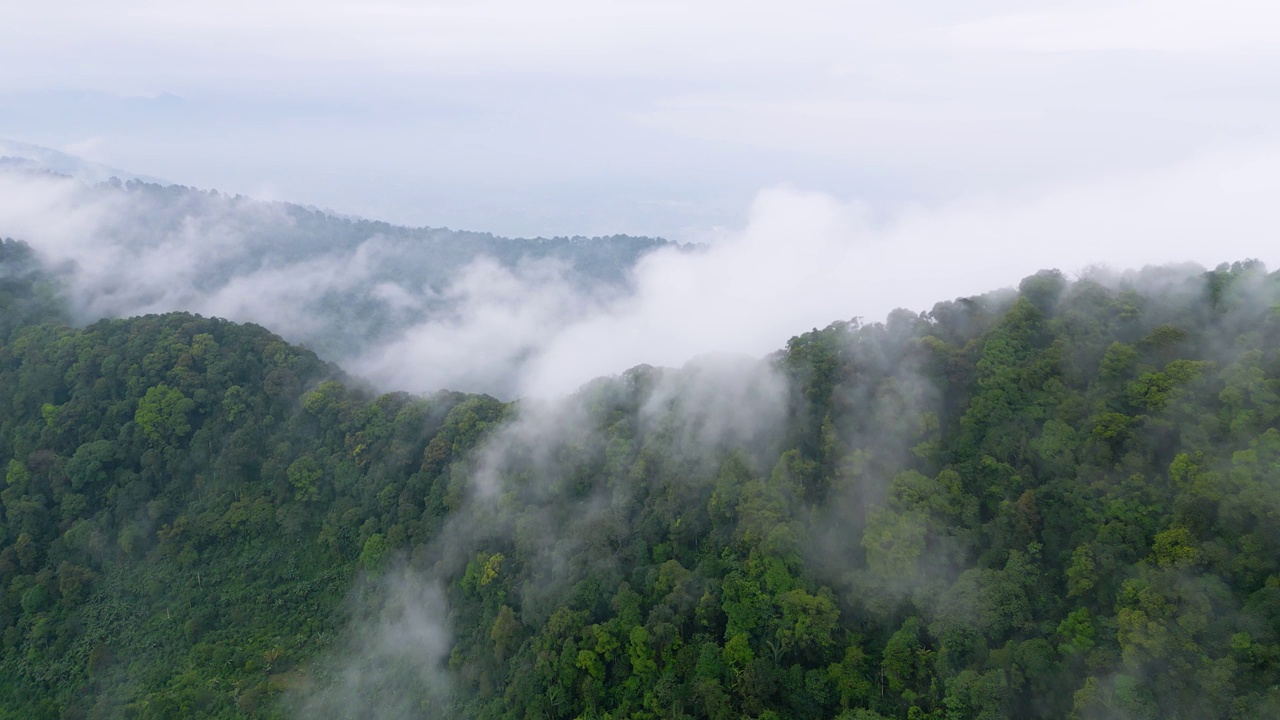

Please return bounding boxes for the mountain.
[0,167,682,396]
[2,243,1278,719]
[0,139,167,186]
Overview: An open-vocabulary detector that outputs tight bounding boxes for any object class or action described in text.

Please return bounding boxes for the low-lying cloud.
[290,572,454,720]
[363,137,1280,397]
[3,136,1280,399]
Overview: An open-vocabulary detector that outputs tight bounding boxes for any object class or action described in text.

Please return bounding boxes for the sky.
[3,1,1280,398]
[3,0,1278,241]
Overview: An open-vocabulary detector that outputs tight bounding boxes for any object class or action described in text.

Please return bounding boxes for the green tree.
[135,384,195,443]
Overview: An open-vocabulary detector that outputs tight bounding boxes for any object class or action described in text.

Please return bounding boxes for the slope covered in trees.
[2,243,1280,719]
[0,239,66,343]
[0,304,508,718]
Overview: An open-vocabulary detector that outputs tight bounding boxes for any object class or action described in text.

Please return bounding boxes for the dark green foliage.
[0,300,492,717]
[0,238,66,342]
[3,255,1280,719]
[420,261,1280,720]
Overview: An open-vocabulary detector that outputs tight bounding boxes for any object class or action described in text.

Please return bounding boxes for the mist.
[7,133,1277,400]
[291,573,454,720]
[2,2,1279,718]
[292,348,799,715]
[375,135,1280,397]
[6,1,1280,243]
[297,254,1280,718]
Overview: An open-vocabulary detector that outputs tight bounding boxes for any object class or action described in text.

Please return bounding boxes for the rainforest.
[3,232,1279,719]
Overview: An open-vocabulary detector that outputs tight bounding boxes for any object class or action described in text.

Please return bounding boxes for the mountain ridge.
[0,164,683,397]
[0,138,168,187]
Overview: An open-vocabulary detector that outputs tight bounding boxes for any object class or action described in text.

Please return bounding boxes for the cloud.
[946,0,1280,54]
[12,2,1274,88]
[5,133,1278,400]
[0,171,440,368]
[4,1,1276,240]
[291,340,797,715]
[0,174,354,337]
[350,257,606,397]
[290,572,453,720]
[495,136,1280,396]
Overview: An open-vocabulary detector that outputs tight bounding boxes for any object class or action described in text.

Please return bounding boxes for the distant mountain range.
[0,138,168,185]
[0,141,682,395]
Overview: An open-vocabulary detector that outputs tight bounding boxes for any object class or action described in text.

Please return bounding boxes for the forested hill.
[0,238,67,341]
[86,179,672,288]
[2,174,676,375]
[0,293,508,718]
[3,245,1280,719]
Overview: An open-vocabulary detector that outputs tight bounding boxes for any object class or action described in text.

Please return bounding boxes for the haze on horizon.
[3,0,1278,243]
[4,1,1280,400]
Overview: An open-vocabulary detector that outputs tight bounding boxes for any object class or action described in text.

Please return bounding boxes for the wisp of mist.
[2,138,1279,399]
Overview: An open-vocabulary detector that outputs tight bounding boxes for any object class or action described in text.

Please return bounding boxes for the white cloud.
[5,131,1278,399]
[3,2,1278,400]
[351,257,603,396]
[3,1,1275,239]
[947,0,1280,54]
[517,136,1280,395]
[346,135,1280,398]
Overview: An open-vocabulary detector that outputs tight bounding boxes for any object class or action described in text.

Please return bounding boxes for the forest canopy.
[2,240,1279,719]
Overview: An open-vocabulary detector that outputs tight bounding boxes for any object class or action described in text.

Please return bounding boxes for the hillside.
[1,171,677,395]
[2,246,1280,719]
[0,239,67,341]
[0,138,166,186]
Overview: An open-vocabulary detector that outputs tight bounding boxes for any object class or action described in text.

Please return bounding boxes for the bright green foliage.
[286,456,322,502]
[358,533,389,571]
[134,383,195,443]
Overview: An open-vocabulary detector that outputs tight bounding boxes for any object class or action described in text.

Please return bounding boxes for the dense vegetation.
[0,239,66,342]
[3,239,1280,719]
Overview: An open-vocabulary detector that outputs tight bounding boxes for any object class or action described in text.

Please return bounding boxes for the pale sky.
[4,0,1278,240]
